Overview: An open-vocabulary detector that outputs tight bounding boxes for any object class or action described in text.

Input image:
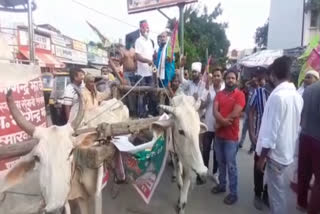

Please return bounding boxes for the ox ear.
[200,123,208,134]
[151,119,174,130]
[0,156,36,193]
[74,132,98,148]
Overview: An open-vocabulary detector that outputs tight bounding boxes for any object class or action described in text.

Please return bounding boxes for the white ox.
[0,88,129,214]
[154,95,208,214]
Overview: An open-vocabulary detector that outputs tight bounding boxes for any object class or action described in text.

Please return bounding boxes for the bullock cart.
[0,85,172,214]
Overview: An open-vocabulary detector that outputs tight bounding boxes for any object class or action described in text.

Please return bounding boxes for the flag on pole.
[166,21,179,60]
[298,35,320,86]
[307,48,320,71]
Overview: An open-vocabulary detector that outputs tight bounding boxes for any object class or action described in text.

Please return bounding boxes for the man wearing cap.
[290,70,319,191]
[180,62,205,99]
[297,70,319,96]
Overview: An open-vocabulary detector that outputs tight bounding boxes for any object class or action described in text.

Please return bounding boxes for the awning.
[238,50,284,68]
[20,50,65,68]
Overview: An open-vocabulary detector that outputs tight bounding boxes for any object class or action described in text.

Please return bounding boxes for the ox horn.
[6,90,35,136]
[159,105,176,116]
[70,85,84,130]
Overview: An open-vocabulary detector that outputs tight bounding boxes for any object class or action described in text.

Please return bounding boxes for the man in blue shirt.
[248,70,273,210]
[156,31,175,88]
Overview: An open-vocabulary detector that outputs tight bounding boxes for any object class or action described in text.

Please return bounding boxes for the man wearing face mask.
[156,30,175,88]
[212,69,246,205]
[135,20,155,117]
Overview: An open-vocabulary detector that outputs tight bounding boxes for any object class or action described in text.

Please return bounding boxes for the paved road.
[0,133,303,214]
[102,142,302,214]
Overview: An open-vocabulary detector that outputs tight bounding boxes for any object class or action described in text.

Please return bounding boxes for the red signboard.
[127,0,197,14]
[0,76,46,172]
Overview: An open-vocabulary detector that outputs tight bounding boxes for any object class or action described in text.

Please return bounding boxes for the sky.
[0,0,270,51]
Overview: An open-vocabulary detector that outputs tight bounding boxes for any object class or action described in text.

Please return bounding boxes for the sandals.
[224,194,238,205]
[211,185,226,194]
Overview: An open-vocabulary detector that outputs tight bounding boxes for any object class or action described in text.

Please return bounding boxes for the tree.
[168,4,230,69]
[254,21,269,49]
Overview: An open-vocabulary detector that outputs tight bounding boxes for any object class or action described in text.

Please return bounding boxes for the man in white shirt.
[135,21,155,117]
[201,69,225,183]
[63,68,85,122]
[256,56,303,214]
[180,62,205,100]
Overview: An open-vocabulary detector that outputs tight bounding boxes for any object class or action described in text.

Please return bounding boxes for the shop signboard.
[54,45,88,65]
[51,34,67,47]
[0,64,46,177]
[72,40,87,53]
[87,45,108,65]
[18,30,51,51]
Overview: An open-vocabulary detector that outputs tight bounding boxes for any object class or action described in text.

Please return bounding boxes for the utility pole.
[27,0,35,63]
[301,0,306,47]
[178,3,185,56]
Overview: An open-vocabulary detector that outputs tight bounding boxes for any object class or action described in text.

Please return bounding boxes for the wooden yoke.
[0,117,162,161]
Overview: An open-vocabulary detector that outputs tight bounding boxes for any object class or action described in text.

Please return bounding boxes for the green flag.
[298,35,320,86]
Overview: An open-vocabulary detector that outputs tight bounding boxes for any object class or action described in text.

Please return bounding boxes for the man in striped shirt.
[248,69,273,210]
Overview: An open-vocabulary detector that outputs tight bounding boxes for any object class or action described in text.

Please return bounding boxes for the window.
[310,10,319,27]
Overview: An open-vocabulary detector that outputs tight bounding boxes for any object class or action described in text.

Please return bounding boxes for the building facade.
[268,0,320,49]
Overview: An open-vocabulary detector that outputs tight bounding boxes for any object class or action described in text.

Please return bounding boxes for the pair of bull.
[0,87,208,214]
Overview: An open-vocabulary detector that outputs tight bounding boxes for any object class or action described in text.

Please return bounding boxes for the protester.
[297,80,320,214]
[63,68,85,122]
[239,75,259,151]
[290,70,319,191]
[297,70,319,95]
[211,69,245,205]
[156,30,175,88]
[96,66,116,93]
[256,56,303,214]
[247,69,272,210]
[201,69,225,184]
[134,20,155,117]
[168,74,184,97]
[125,20,154,50]
[180,61,205,100]
[82,74,110,111]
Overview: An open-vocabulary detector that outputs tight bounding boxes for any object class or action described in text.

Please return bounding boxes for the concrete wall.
[303,11,320,46]
[268,0,304,49]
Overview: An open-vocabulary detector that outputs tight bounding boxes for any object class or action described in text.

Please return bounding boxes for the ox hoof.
[176,206,185,214]
[176,202,186,214]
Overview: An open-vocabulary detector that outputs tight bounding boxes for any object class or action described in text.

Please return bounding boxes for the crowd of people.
[56,19,320,214]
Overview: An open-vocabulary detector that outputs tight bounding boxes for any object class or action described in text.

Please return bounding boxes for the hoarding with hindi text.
[127,0,197,14]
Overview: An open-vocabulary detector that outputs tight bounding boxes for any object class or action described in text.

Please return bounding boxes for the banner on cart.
[0,64,46,176]
[121,135,167,204]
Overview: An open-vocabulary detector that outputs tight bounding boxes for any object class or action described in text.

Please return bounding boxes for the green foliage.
[254,21,268,49]
[168,4,230,69]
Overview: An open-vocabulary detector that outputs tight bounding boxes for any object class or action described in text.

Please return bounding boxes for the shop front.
[17,28,65,71]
